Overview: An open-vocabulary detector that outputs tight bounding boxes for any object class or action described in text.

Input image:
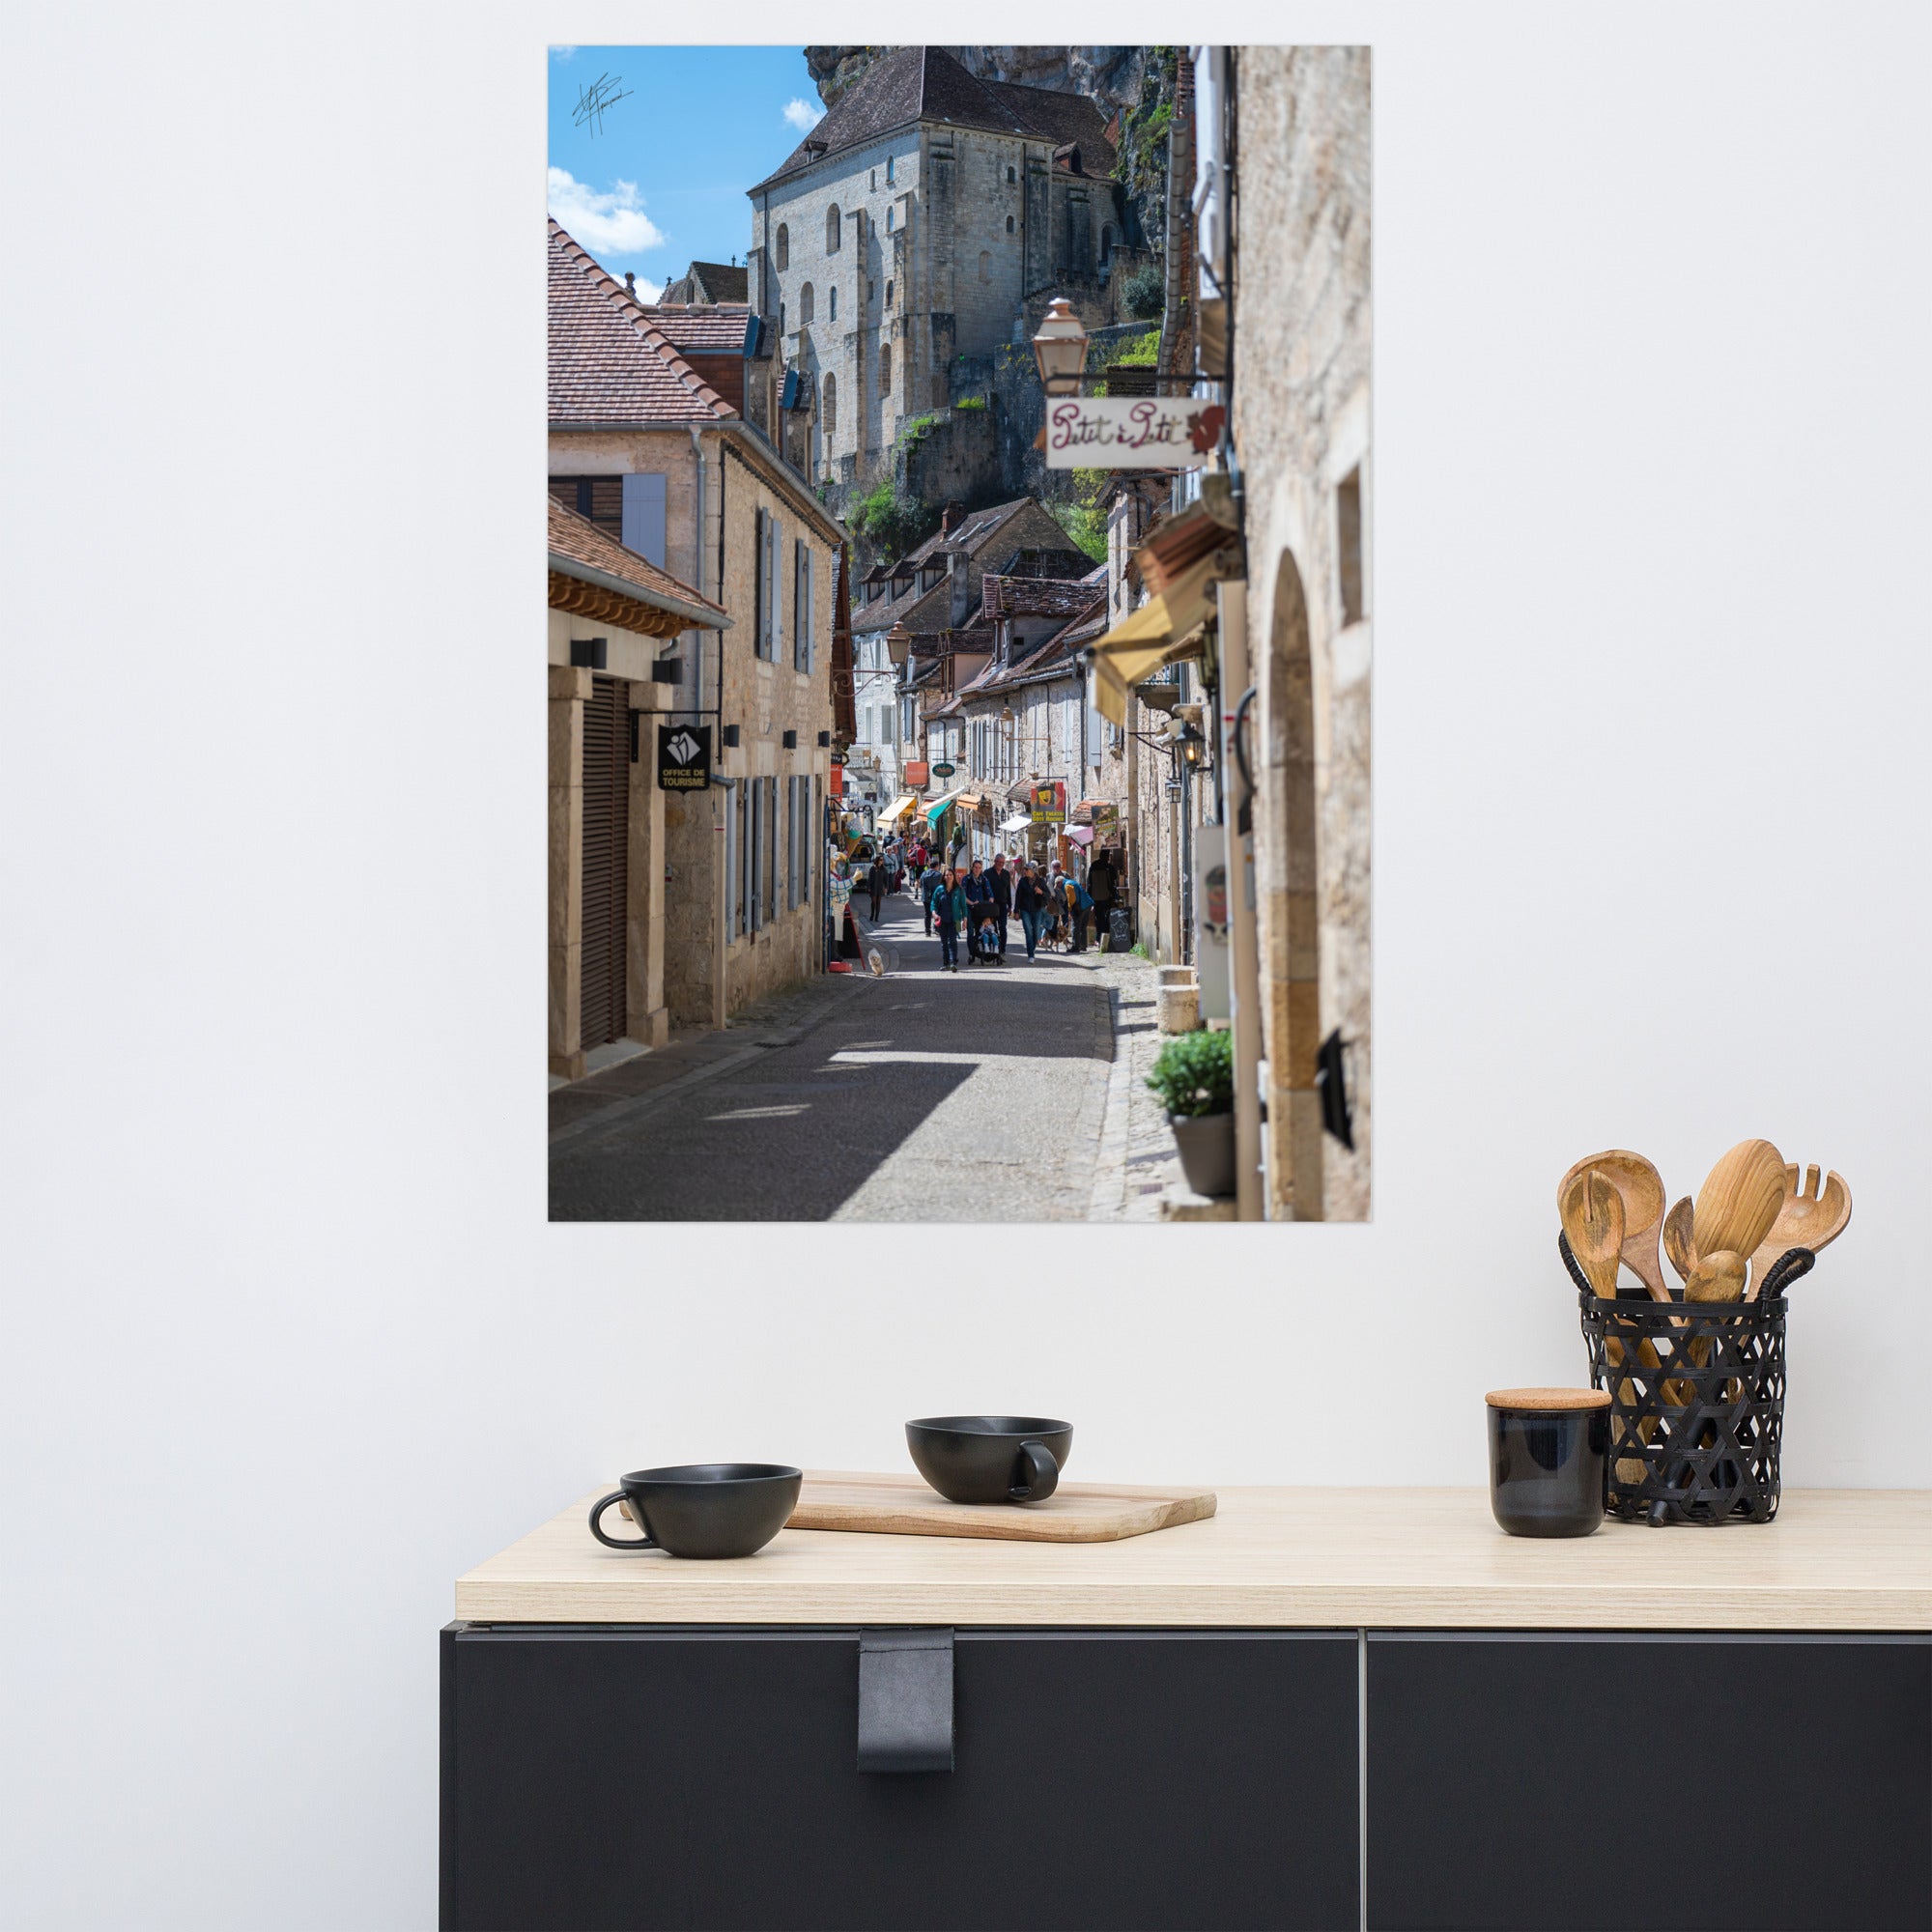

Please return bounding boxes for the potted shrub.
[1146,1029,1236,1198]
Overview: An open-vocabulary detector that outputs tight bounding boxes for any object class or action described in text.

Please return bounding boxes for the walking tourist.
[867,858,886,923]
[1087,846,1118,952]
[921,861,944,935]
[1069,869,1094,952]
[989,852,1012,959]
[931,867,964,973]
[1013,861,1043,959]
[961,859,996,966]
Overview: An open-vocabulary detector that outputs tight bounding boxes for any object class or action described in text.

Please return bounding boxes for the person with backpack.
[1068,868,1094,952]
[931,867,965,973]
[1086,848,1118,952]
[920,861,945,935]
[960,859,996,966]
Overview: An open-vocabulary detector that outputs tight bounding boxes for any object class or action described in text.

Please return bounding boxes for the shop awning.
[924,788,965,826]
[1089,551,1224,727]
[878,795,917,825]
[953,789,990,814]
[1000,812,1033,832]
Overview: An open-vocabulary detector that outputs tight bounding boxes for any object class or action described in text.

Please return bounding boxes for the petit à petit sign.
[1043,397,1226,469]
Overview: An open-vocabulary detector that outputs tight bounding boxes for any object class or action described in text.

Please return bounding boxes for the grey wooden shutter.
[621,473,667,567]
[761,514,777,665]
[753,509,766,660]
[763,779,778,923]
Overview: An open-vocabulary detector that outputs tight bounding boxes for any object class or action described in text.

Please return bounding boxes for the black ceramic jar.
[1485,1388,1608,1538]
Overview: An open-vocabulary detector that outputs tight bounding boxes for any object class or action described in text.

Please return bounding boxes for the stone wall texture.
[1232,45,1373,1222]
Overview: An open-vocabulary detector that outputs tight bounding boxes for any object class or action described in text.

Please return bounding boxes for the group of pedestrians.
[918,853,1098,972]
[852,830,1123,980]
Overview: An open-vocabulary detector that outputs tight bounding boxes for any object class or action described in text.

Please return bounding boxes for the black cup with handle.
[587,1463,802,1558]
[905,1416,1072,1505]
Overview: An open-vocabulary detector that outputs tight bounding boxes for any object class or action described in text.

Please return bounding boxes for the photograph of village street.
[548,45,1371,1222]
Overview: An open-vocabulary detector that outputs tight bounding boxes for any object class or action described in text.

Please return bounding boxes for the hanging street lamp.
[1031,298,1091,396]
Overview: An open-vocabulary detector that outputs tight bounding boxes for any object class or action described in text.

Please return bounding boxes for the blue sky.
[548,45,824,297]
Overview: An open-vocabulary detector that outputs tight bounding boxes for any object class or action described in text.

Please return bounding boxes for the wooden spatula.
[1692,1140,1786,1270]
[1557,1151,1669,1300]
[1747,1165,1852,1298]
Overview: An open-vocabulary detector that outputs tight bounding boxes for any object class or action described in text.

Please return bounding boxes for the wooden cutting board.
[785,1470,1217,1544]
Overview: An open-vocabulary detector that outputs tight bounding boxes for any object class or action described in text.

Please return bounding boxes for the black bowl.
[588,1462,802,1558]
[906,1416,1073,1505]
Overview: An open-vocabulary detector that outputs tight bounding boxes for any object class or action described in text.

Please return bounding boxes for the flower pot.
[1168,1109,1236,1199]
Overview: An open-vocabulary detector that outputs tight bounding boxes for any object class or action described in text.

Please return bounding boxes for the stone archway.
[1263,547,1323,1220]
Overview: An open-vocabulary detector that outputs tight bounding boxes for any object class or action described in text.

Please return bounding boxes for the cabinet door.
[442,1625,1359,1932]
[1366,1633,1931,1931]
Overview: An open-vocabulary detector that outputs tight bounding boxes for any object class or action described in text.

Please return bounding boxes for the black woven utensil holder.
[1564,1234,1811,1526]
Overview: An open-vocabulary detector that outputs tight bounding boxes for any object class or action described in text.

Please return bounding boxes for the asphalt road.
[548,892,1116,1222]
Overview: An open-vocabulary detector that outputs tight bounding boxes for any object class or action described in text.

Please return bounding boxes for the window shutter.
[761,514,777,665]
[804,547,815,673]
[621,473,668,567]
[753,508,767,660]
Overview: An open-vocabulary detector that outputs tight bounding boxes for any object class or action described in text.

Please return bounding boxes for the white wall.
[7,4,1932,1929]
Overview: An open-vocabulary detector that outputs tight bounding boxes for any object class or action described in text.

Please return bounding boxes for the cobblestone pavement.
[547,889,1180,1222]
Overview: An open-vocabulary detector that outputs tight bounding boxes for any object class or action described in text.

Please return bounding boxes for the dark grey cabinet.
[441,1625,1361,1932]
[1365,1633,1932,1931]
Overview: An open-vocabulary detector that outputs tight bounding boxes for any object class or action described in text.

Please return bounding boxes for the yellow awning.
[1090,553,1222,727]
[878,794,917,824]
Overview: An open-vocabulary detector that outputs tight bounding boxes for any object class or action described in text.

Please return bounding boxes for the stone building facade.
[549,218,845,1037]
[746,47,1132,494]
[1225,46,1373,1221]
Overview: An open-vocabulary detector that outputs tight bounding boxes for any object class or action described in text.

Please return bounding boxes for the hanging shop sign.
[657,724,712,791]
[1031,781,1067,825]
[1086,800,1119,837]
[902,760,930,787]
[931,761,956,778]
[1043,398,1227,469]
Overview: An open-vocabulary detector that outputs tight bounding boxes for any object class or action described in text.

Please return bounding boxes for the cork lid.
[1485,1386,1611,1411]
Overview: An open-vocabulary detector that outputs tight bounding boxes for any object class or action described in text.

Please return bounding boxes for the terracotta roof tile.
[980,574,1104,619]
[548,496,727,622]
[636,302,753,353]
[549,219,734,426]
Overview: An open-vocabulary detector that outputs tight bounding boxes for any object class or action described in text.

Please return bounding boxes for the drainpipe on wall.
[1216,577,1264,1221]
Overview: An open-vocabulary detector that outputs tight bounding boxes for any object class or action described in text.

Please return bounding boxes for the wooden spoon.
[1559,1168,1624,1297]
[1683,1249,1747,1304]
[1692,1140,1786,1268]
[1747,1165,1852,1298]
[1561,1171,1648,1482]
[1662,1197,1698,1286]
[1557,1151,1669,1300]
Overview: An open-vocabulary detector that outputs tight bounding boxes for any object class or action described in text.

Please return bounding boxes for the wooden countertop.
[454,1482,1932,1632]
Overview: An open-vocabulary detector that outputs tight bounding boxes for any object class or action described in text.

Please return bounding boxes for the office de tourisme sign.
[1042,398,1226,469]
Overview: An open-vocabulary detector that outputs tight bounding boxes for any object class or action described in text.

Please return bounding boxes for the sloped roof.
[638,303,753,353]
[663,260,749,304]
[548,496,728,626]
[980,575,1105,620]
[549,219,734,426]
[753,48,1116,191]
[855,497,1055,634]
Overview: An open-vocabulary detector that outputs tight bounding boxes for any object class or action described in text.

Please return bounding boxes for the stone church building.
[746,46,1130,492]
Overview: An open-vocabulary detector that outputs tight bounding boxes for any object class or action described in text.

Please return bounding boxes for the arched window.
[878,344,892,397]
[774,223,788,271]
[1099,223,1117,264]
[780,301,785,334]
[826,205,840,252]
[1005,214,1015,234]
[829,285,838,322]
[886,155,895,185]
[1007,164,1016,185]
[822,372,837,439]
[885,279,894,308]
[979,251,991,283]
[885,205,894,233]
[800,282,814,324]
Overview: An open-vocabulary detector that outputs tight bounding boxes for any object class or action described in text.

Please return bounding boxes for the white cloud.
[627,274,664,303]
[782,96,826,133]
[547,168,666,256]
[550,45,576,61]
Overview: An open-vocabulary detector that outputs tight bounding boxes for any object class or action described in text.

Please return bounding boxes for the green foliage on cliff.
[954,394,987,411]
[849,476,939,563]
[1052,468,1111,563]
[1121,263,1164,321]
